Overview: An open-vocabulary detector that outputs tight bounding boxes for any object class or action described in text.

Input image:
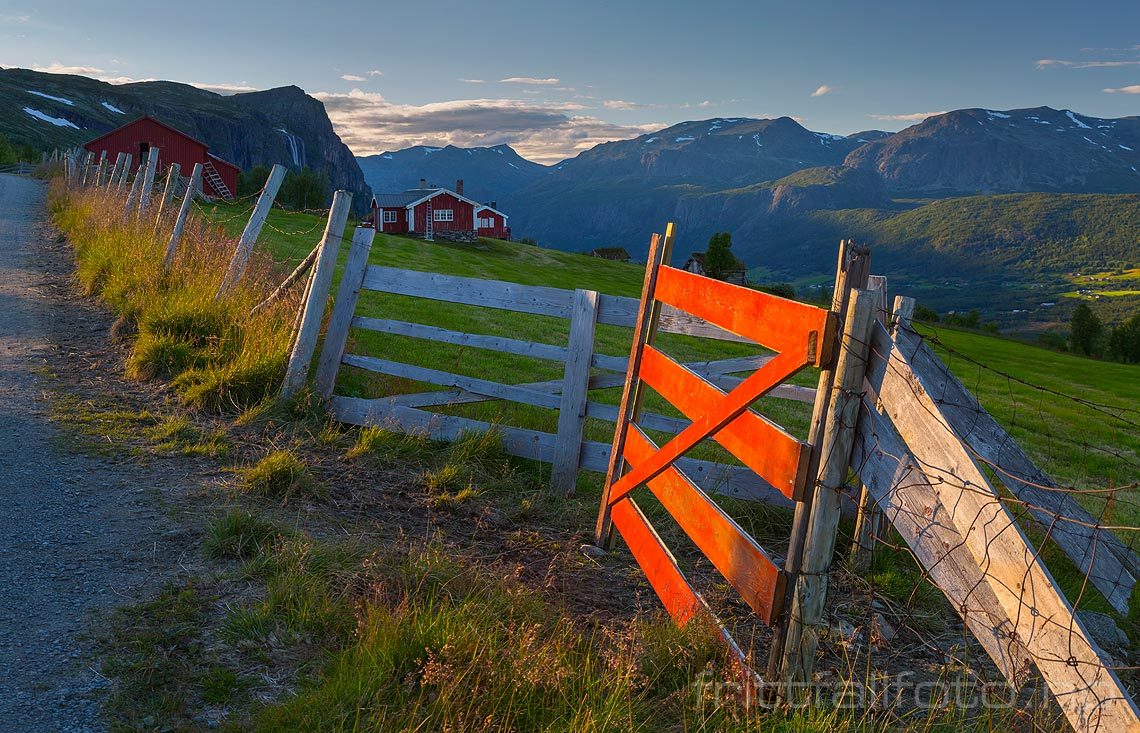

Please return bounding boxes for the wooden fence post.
[79,151,94,186]
[124,162,144,214]
[163,163,202,271]
[154,162,181,232]
[313,227,376,399]
[92,151,107,189]
[280,191,354,398]
[779,288,877,699]
[549,288,600,496]
[848,275,888,572]
[136,146,160,215]
[116,153,133,193]
[594,225,675,547]
[765,241,867,691]
[107,152,125,188]
[216,163,287,297]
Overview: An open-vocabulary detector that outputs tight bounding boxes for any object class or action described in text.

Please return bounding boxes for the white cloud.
[1037,58,1140,69]
[1103,84,1140,94]
[187,81,259,94]
[366,69,383,77]
[810,85,834,97]
[869,111,947,122]
[0,13,31,23]
[29,61,106,75]
[500,76,560,85]
[603,99,643,110]
[458,78,485,83]
[697,100,711,107]
[341,74,366,81]
[312,88,658,163]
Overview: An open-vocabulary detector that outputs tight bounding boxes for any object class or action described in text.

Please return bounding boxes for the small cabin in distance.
[368,178,510,242]
[83,115,238,199]
[682,251,748,285]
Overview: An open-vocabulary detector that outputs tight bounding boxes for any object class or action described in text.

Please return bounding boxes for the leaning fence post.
[313,226,376,399]
[848,275,888,572]
[79,151,94,186]
[779,288,878,700]
[216,163,287,297]
[116,153,133,193]
[124,162,145,214]
[154,162,181,232]
[280,191,354,398]
[92,151,107,189]
[136,146,160,216]
[163,163,202,271]
[550,288,600,496]
[107,152,125,188]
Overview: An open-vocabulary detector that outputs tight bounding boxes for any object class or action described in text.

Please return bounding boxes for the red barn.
[369,179,510,242]
[83,116,239,199]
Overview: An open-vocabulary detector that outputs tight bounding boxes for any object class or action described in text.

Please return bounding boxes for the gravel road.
[0,173,181,732]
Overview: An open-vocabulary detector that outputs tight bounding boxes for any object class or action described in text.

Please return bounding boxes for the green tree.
[704,231,736,279]
[1107,313,1140,363]
[1069,302,1104,356]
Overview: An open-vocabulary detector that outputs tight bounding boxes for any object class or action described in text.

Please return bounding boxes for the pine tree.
[704,232,736,280]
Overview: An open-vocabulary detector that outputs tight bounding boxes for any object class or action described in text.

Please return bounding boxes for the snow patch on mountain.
[22,107,78,128]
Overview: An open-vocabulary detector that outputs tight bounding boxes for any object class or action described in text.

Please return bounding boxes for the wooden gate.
[595,224,836,632]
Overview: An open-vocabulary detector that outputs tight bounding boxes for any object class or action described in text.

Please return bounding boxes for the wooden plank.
[329,398,551,462]
[654,265,834,363]
[625,426,785,624]
[313,227,375,398]
[780,289,878,695]
[362,265,575,319]
[341,353,562,409]
[610,496,704,625]
[353,316,574,364]
[892,324,1137,614]
[866,320,1140,732]
[596,229,671,546]
[851,393,1034,686]
[281,191,354,398]
[605,348,809,506]
[136,146,160,214]
[638,344,810,500]
[550,289,600,496]
[597,294,753,343]
[153,162,181,233]
[849,275,889,572]
[359,266,755,343]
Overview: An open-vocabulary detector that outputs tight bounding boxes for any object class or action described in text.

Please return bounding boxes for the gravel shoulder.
[0,173,199,732]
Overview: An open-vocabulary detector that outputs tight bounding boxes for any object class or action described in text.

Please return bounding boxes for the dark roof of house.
[373,192,422,207]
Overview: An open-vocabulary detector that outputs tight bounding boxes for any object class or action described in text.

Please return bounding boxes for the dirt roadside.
[0,173,205,732]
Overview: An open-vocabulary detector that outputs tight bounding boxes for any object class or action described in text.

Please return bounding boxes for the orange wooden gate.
[595,223,836,631]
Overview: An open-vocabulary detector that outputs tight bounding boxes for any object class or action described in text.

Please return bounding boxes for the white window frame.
[382,210,398,223]
[433,208,454,222]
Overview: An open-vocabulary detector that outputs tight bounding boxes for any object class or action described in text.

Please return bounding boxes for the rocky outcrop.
[0,68,370,207]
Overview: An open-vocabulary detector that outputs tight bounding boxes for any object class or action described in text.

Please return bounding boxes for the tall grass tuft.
[50,180,297,410]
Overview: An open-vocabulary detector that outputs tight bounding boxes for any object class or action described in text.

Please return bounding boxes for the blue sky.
[2,0,1138,162]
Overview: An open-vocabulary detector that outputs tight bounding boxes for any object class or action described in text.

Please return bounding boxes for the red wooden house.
[83,116,239,199]
[370,178,510,242]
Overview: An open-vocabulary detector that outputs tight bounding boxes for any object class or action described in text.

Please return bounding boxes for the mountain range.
[0,67,370,205]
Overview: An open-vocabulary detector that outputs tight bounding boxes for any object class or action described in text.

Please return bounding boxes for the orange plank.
[606,348,806,505]
[625,426,786,624]
[638,345,810,500]
[655,265,833,363]
[610,497,703,625]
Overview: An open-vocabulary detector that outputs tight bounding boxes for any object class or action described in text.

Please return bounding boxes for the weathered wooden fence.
[298,225,814,500]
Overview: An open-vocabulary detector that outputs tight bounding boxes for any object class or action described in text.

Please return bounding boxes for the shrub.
[240,450,320,500]
[204,510,285,560]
